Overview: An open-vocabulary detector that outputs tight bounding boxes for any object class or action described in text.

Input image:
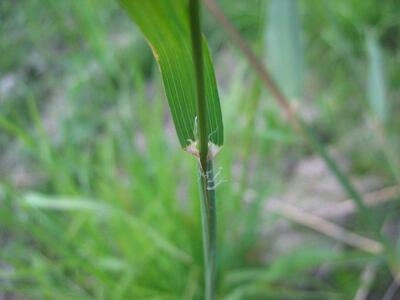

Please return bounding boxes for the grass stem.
[189,1,217,299]
[199,160,217,300]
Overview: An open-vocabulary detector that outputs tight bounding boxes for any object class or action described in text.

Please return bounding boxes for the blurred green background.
[1,0,399,299]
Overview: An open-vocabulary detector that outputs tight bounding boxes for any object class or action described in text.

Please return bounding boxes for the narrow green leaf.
[366,31,388,122]
[119,0,223,156]
[22,193,193,263]
[265,0,304,100]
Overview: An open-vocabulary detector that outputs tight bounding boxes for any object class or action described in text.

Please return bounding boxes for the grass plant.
[1,0,400,299]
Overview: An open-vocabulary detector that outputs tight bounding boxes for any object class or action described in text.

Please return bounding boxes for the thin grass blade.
[366,30,388,123]
[266,0,304,100]
[21,193,192,263]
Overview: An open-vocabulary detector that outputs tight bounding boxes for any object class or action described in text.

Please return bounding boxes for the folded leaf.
[119,0,223,156]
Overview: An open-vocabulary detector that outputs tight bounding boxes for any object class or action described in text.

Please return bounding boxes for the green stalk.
[199,160,217,300]
[189,1,217,299]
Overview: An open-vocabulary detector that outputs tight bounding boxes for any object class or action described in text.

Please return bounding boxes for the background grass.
[1,0,400,299]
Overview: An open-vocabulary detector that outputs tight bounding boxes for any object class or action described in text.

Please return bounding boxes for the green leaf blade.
[119,0,223,154]
[366,31,388,123]
[265,0,304,100]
